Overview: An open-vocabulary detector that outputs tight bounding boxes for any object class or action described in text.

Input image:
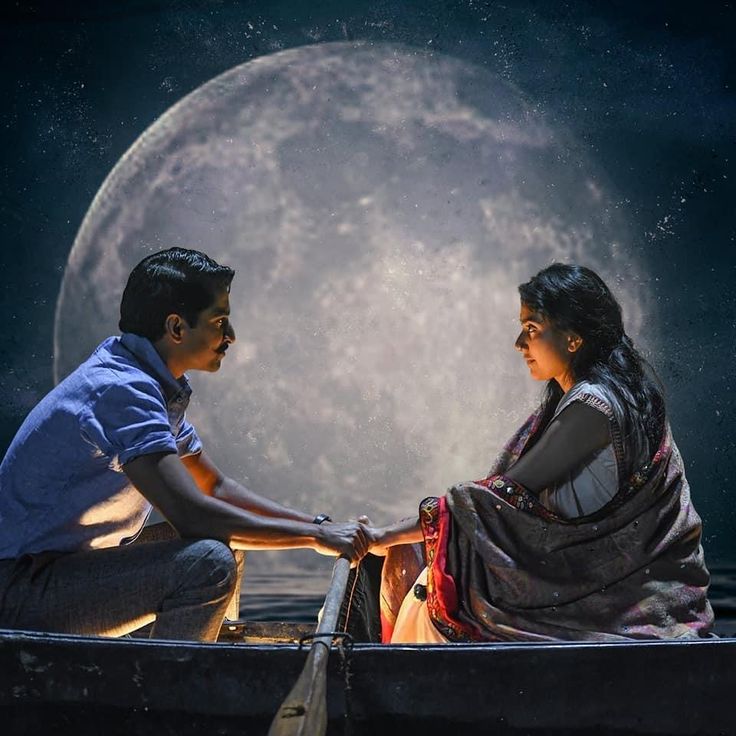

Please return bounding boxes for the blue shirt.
[0,333,202,558]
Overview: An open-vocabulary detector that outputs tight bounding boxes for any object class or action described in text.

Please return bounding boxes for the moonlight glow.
[55,43,649,547]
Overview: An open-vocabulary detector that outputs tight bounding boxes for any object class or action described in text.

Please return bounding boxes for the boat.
[2,621,735,735]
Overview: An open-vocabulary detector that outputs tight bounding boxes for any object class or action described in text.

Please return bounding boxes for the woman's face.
[515,302,581,391]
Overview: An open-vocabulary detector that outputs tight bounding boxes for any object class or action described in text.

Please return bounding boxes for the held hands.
[312,513,420,561]
[351,515,391,556]
[358,514,392,557]
[313,520,375,563]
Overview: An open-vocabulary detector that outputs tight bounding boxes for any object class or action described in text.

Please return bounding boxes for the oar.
[268,555,352,736]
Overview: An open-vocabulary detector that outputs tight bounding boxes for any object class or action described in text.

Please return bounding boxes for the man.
[0,248,370,641]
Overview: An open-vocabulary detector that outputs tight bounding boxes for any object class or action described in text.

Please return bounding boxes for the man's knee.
[178,539,237,595]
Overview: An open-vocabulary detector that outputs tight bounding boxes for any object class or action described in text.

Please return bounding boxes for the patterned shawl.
[381,409,714,643]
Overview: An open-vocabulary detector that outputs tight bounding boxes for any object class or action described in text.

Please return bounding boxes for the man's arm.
[180,450,317,523]
[124,452,368,560]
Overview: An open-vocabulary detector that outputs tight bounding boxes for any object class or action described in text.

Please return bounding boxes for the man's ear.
[164,313,187,344]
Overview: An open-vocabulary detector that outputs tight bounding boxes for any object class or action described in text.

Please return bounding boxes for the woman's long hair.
[518,263,665,461]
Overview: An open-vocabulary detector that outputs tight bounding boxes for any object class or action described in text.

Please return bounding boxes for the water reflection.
[239,570,329,623]
[240,565,736,637]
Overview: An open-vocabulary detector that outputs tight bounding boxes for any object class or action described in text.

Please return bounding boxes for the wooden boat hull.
[1,628,734,735]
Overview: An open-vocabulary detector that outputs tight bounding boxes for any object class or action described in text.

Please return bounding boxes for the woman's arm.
[368,516,423,556]
[504,401,611,493]
[369,403,611,554]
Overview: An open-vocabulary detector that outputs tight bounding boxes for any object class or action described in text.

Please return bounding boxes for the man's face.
[180,287,236,373]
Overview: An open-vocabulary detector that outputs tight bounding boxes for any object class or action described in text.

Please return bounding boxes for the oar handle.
[316,555,351,636]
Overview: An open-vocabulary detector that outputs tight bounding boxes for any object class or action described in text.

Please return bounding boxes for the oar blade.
[268,646,329,736]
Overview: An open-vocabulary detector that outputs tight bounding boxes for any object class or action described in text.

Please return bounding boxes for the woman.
[370,264,713,643]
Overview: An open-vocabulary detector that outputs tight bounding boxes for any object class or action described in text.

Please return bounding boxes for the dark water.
[239,570,330,623]
[239,564,736,637]
[707,564,736,636]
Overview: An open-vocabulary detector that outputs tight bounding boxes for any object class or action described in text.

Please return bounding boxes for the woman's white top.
[538,381,649,519]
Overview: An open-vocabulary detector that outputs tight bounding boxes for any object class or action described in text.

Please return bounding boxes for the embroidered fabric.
[409,423,713,643]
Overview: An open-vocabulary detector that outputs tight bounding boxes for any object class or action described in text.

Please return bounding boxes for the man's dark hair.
[119,248,234,341]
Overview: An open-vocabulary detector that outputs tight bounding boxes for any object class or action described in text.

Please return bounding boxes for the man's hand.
[313,521,372,563]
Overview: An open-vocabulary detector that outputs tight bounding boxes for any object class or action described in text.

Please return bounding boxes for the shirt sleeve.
[176,415,203,458]
[79,379,178,467]
[504,401,612,494]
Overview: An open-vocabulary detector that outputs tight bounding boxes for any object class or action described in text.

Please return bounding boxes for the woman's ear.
[567,333,583,353]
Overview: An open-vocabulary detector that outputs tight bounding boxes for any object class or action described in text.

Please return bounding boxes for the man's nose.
[225,322,236,344]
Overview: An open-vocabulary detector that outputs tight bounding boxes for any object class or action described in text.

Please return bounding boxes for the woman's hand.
[363,516,424,555]
[353,514,391,556]
[367,526,391,557]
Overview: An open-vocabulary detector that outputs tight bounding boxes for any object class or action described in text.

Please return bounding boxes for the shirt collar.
[119,332,192,402]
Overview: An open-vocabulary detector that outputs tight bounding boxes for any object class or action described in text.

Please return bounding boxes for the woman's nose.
[514,331,526,351]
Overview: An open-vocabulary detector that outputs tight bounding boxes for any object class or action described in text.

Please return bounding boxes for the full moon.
[56,43,648,566]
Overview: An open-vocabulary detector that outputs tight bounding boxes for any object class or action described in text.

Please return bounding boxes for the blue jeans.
[0,524,243,642]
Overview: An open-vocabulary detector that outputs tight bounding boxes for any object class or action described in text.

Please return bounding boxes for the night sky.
[1,1,734,561]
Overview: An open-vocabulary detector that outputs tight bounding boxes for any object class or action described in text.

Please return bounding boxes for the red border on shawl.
[422,496,481,641]
[426,497,458,617]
